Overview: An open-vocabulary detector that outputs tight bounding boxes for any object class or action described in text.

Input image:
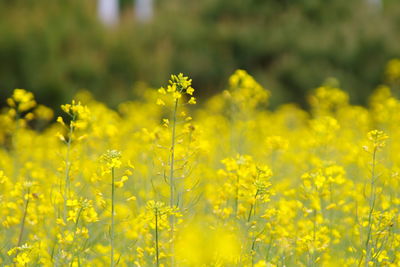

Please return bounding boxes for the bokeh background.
[1,0,400,110]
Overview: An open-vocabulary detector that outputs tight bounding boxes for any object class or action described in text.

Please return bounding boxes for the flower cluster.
[157,73,196,105]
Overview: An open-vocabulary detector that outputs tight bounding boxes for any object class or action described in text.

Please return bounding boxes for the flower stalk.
[155,206,160,267]
[17,186,30,247]
[111,167,115,267]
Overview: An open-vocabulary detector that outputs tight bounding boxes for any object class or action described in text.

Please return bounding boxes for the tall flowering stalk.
[6,89,37,248]
[17,181,32,248]
[156,73,196,263]
[157,74,195,207]
[362,130,388,266]
[100,149,122,267]
[57,101,90,219]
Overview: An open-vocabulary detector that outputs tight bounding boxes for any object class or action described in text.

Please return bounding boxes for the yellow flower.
[156,98,165,106]
[188,97,196,104]
[367,129,388,149]
[115,175,128,188]
[100,149,122,169]
[186,86,195,95]
[10,89,37,112]
[173,91,182,99]
[158,87,167,95]
[385,58,400,82]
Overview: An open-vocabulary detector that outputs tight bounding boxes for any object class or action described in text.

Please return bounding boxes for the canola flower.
[1,61,400,266]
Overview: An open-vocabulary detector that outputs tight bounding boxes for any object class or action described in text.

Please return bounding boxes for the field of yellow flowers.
[1,60,400,267]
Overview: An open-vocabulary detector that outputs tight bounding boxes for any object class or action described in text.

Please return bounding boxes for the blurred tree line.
[1,0,400,110]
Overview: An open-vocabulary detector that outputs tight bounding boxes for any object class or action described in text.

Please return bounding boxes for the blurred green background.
[1,0,400,110]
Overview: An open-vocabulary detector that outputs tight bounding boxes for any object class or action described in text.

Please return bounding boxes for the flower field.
[1,61,400,266]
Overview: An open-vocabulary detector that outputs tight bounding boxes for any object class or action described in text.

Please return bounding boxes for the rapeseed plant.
[100,149,122,267]
[1,61,400,266]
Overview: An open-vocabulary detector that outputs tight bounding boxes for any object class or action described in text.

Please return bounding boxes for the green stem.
[69,207,83,267]
[247,204,254,222]
[364,147,377,266]
[312,209,317,267]
[17,187,30,247]
[251,238,256,267]
[155,209,160,267]
[247,190,259,222]
[169,98,178,266]
[169,99,178,209]
[265,235,274,262]
[63,115,75,221]
[111,167,115,267]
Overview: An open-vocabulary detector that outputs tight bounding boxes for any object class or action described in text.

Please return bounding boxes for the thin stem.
[17,187,30,247]
[265,235,274,262]
[63,116,75,221]
[247,204,254,222]
[69,206,83,267]
[111,167,115,267]
[169,98,178,266]
[312,208,317,267]
[247,190,259,222]
[364,147,377,266]
[155,209,160,267]
[251,238,256,267]
[169,98,178,209]
[328,182,333,245]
